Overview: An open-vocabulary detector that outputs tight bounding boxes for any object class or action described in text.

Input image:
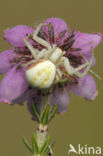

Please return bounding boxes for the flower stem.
[23,102,57,155]
[35,124,53,156]
[36,124,48,149]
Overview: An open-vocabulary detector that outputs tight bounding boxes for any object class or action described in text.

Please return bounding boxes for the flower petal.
[73,32,103,55]
[4,25,34,47]
[69,75,98,100]
[44,17,68,37]
[0,66,29,104]
[13,89,36,105]
[0,49,17,74]
[50,86,70,113]
[86,53,96,67]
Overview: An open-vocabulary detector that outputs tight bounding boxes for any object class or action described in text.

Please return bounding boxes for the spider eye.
[25,60,56,88]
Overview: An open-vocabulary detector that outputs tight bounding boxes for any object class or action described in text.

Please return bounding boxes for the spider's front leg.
[22,59,37,67]
[74,51,94,78]
[62,57,75,75]
[63,51,94,77]
[24,35,40,59]
[33,23,52,51]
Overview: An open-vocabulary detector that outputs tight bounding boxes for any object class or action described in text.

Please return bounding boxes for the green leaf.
[31,102,41,123]
[44,105,50,125]
[58,78,68,84]
[48,104,58,123]
[22,137,34,153]
[41,105,50,125]
[41,105,48,123]
[32,133,39,154]
[40,136,50,154]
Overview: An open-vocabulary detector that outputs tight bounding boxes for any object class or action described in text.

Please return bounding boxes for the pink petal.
[0,66,29,104]
[50,86,70,113]
[0,49,17,74]
[44,17,68,38]
[4,25,34,47]
[13,89,36,105]
[69,75,98,100]
[73,32,103,55]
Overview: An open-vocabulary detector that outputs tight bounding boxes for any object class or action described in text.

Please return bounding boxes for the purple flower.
[4,25,34,47]
[0,17,102,116]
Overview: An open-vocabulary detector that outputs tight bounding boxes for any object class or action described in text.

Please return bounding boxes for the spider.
[24,23,94,89]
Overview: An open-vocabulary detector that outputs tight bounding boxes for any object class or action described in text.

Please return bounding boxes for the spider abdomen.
[25,60,56,88]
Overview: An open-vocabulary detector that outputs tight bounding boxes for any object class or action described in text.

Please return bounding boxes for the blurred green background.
[0,0,103,156]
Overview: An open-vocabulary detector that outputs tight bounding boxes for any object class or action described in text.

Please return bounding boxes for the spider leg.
[24,36,40,59]
[55,73,60,82]
[89,69,102,79]
[62,50,94,77]
[36,46,56,60]
[33,23,51,50]
[62,57,73,74]
[45,44,56,58]
[54,67,62,83]
[36,49,48,59]
[21,59,37,67]
[70,59,89,73]
[74,51,94,78]
[57,68,62,78]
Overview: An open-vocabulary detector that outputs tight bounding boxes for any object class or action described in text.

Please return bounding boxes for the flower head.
[0,17,102,117]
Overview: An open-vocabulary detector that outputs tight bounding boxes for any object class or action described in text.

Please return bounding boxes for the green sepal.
[22,137,34,153]
[40,136,50,154]
[48,104,58,123]
[31,102,41,123]
[32,133,40,154]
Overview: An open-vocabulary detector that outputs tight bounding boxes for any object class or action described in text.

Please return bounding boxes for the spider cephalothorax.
[21,23,94,89]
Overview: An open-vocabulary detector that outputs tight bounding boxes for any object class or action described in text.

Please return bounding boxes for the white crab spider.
[24,23,94,89]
